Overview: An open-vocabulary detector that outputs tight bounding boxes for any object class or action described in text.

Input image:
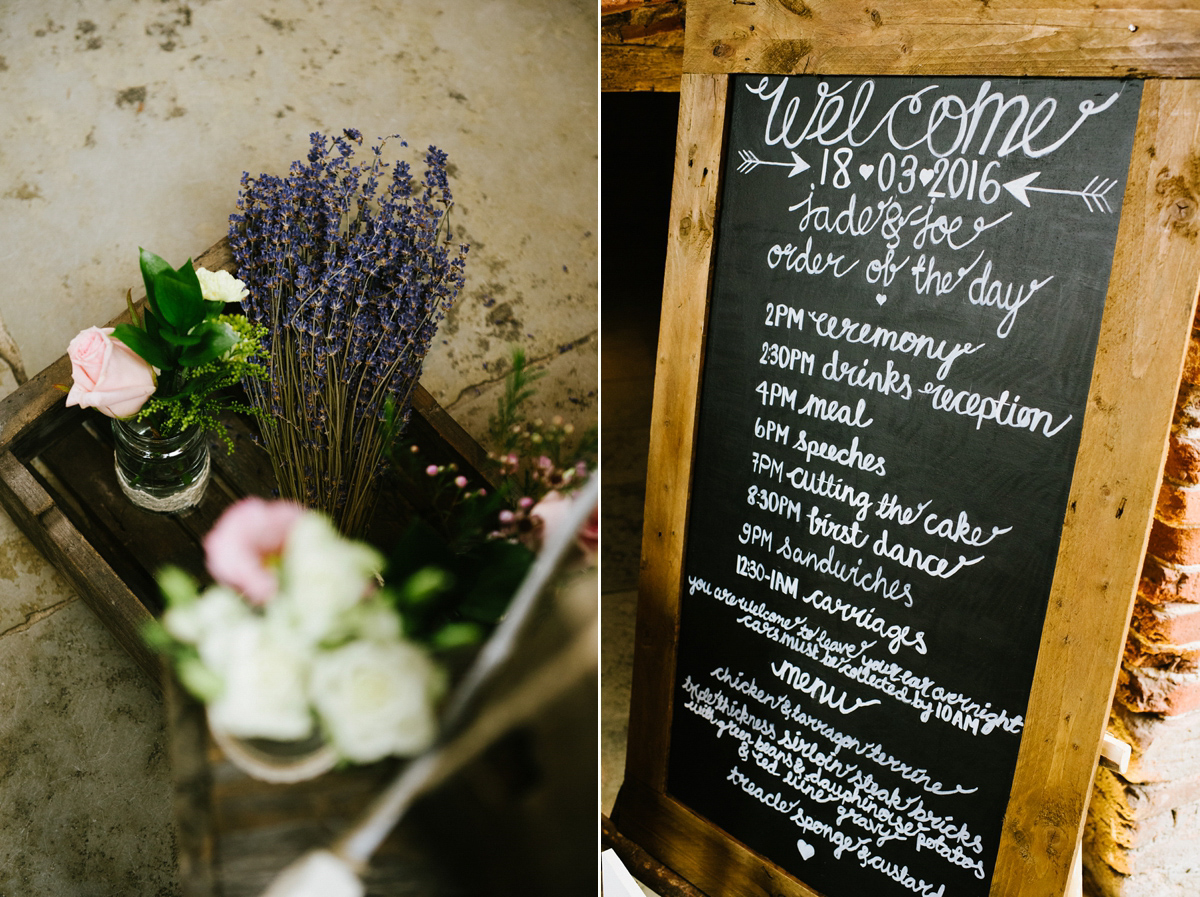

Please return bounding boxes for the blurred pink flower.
[204,497,305,605]
[65,327,157,419]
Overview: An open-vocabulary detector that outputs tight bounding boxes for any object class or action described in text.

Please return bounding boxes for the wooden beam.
[602,0,685,92]
[623,72,727,791]
[685,0,1200,79]
[991,76,1200,897]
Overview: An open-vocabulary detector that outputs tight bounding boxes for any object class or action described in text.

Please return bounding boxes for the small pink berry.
[455,475,468,488]
[518,496,534,510]
[499,510,515,524]
[425,464,439,476]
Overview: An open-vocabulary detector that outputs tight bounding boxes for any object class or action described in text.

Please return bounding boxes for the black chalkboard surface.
[667,75,1142,897]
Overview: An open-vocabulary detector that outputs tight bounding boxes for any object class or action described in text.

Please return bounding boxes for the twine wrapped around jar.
[207,715,339,784]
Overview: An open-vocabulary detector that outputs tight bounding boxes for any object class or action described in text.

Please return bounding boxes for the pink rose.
[65,327,157,419]
[204,497,305,605]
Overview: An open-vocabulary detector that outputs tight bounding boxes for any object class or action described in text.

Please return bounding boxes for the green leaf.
[430,621,484,651]
[177,655,223,702]
[141,618,175,652]
[158,327,207,348]
[179,320,237,367]
[154,271,206,331]
[124,289,142,329]
[139,248,173,319]
[397,566,453,606]
[112,322,172,370]
[144,308,161,339]
[157,565,199,607]
[175,258,201,291]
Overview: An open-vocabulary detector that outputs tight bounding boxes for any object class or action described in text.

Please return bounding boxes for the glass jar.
[112,418,211,513]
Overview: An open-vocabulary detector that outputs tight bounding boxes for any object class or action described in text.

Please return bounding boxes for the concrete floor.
[0,1,595,894]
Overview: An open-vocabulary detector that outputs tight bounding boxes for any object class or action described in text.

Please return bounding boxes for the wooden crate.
[0,238,497,895]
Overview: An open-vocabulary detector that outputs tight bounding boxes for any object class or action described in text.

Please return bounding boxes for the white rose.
[205,616,315,742]
[310,639,444,763]
[279,513,383,645]
[162,585,250,649]
[196,266,250,304]
[321,595,404,646]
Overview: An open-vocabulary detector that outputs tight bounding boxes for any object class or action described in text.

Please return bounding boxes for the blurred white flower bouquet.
[146,497,446,766]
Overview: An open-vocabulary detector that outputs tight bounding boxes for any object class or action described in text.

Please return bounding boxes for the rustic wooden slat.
[991,77,1200,897]
[602,0,686,94]
[408,384,499,492]
[603,45,685,92]
[621,72,728,795]
[602,813,710,897]
[203,413,277,502]
[684,0,1200,78]
[0,451,163,684]
[0,355,73,458]
[194,237,235,274]
[615,780,821,897]
[165,675,222,897]
[38,423,209,591]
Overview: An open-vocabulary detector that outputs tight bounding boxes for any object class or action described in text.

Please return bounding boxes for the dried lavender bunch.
[229,129,468,536]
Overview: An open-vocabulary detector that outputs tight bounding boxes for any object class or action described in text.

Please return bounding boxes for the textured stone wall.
[1085,311,1200,896]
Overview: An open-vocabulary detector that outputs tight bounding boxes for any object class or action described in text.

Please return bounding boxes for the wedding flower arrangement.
[66,248,267,446]
[147,497,446,764]
[230,128,469,536]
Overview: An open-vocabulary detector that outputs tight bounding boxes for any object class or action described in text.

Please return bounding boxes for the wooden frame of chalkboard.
[612,4,1200,897]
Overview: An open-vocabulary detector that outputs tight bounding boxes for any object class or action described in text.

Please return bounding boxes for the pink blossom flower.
[204,497,305,605]
[64,327,157,419]
[425,464,439,476]
[454,475,468,488]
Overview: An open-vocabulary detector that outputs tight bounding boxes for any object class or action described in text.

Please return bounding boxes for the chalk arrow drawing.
[1002,172,1118,213]
[737,149,812,178]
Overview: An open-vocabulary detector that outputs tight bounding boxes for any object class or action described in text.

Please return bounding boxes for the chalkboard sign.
[613,12,1200,897]
[667,73,1140,897]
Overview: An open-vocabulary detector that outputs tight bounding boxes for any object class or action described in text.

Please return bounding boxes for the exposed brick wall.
[1084,315,1200,895]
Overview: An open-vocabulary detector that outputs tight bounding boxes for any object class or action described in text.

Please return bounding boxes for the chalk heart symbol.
[797,839,816,861]
[919,167,936,187]
[875,293,887,306]
[858,163,875,180]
